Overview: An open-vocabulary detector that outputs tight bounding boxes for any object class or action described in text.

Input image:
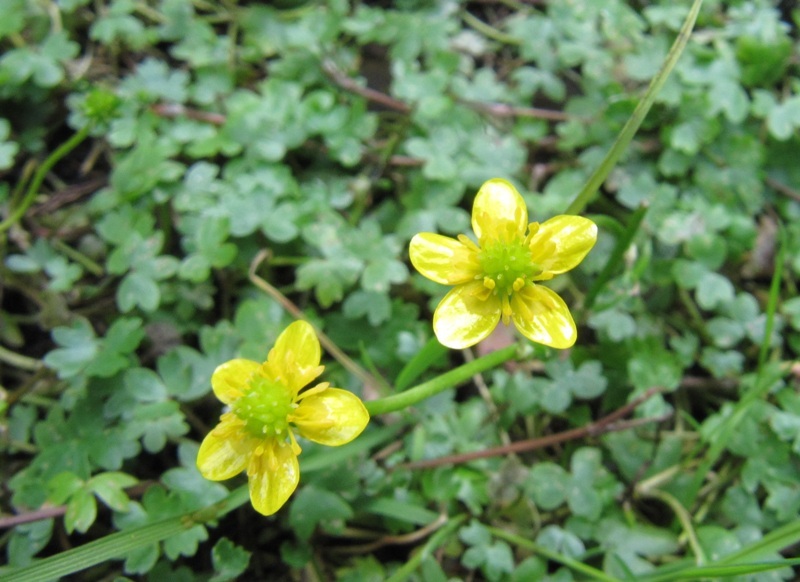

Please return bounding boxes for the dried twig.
[399,386,668,470]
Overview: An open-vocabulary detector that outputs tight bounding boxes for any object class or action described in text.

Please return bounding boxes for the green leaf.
[526,462,569,510]
[295,257,362,307]
[124,367,168,402]
[536,525,585,559]
[696,271,735,310]
[88,472,138,512]
[44,320,98,379]
[210,538,251,582]
[47,472,84,505]
[118,272,161,312]
[342,290,391,325]
[289,486,354,541]
[65,488,97,534]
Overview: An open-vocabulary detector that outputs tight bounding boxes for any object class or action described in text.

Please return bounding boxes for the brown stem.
[0,505,67,529]
[329,513,448,554]
[322,61,412,113]
[399,386,667,470]
[766,176,800,202]
[150,103,227,126]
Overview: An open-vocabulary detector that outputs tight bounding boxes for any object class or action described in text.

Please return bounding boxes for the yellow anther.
[513,277,525,292]
[483,277,496,290]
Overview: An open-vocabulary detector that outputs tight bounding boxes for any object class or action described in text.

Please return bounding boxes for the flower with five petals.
[409,178,597,349]
[196,320,370,515]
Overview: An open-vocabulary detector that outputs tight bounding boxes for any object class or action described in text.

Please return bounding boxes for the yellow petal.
[263,320,323,395]
[247,439,300,516]
[211,359,261,404]
[292,387,370,446]
[433,281,501,349]
[471,178,528,245]
[197,414,254,480]
[409,233,480,285]
[510,285,577,348]
[529,215,597,276]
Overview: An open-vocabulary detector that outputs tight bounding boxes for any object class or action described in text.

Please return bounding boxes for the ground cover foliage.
[2,0,800,579]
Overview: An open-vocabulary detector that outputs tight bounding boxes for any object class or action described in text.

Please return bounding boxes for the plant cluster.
[2,0,800,580]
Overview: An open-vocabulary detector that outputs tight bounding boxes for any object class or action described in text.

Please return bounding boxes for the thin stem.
[385,515,467,582]
[1,485,250,581]
[249,250,386,391]
[488,527,621,582]
[461,11,522,45]
[399,386,666,469]
[364,344,519,416]
[640,488,706,566]
[50,239,104,277]
[0,125,91,235]
[0,344,42,371]
[757,223,784,370]
[564,0,703,215]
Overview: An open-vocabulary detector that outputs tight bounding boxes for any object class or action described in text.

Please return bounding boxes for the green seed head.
[233,376,294,438]
[478,239,541,296]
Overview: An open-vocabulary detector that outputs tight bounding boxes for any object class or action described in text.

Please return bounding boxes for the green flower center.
[478,239,541,296]
[233,376,294,438]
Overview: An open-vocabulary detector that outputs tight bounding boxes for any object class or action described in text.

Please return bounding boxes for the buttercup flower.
[409,178,597,349]
[197,320,370,515]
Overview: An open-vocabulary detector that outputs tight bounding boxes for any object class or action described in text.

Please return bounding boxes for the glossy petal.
[529,215,597,276]
[211,359,261,404]
[197,414,254,480]
[433,281,502,349]
[263,320,323,395]
[247,439,300,516]
[510,285,577,348]
[292,387,370,446]
[471,178,528,245]
[409,233,480,285]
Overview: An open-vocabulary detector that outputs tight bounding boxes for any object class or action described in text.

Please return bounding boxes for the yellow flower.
[409,178,597,349]
[196,320,370,516]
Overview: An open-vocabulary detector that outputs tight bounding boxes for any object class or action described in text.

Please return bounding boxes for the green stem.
[1,486,250,582]
[51,238,104,276]
[584,204,647,310]
[488,526,620,582]
[364,344,519,416]
[461,11,521,46]
[0,344,42,371]
[564,0,703,215]
[0,125,92,235]
[642,489,706,565]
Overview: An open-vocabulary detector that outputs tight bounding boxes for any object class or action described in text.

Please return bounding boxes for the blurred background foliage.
[1,0,800,579]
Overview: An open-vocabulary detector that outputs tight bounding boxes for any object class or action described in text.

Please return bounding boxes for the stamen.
[483,277,496,290]
[501,296,512,324]
[513,277,525,292]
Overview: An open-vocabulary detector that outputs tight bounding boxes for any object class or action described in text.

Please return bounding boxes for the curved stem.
[364,344,518,416]
[0,125,91,235]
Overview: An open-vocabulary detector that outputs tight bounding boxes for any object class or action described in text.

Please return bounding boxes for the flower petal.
[529,215,597,276]
[433,281,501,349]
[197,414,254,480]
[211,359,261,404]
[247,439,300,516]
[471,178,528,245]
[409,233,480,285]
[263,320,323,395]
[292,387,370,446]
[510,285,577,348]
